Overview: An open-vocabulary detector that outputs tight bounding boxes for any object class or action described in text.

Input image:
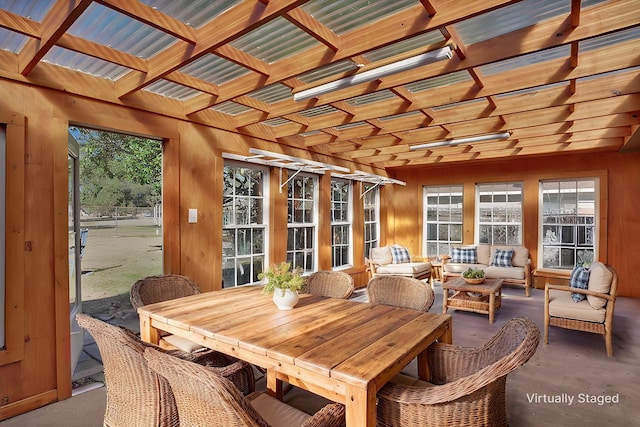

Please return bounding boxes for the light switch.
[188,208,198,223]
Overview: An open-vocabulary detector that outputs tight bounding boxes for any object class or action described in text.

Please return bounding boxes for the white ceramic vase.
[272,288,299,310]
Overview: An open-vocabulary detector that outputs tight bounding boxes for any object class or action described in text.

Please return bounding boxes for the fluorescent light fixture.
[409,131,512,151]
[293,46,453,101]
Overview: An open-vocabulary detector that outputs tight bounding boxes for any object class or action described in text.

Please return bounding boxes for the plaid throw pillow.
[451,247,477,264]
[390,246,411,263]
[570,265,590,302]
[490,249,514,267]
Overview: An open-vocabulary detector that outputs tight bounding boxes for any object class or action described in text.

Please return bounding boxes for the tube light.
[293,46,453,101]
[409,132,512,151]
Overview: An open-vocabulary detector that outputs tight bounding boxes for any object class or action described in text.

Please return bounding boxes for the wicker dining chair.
[76,314,255,427]
[145,347,345,427]
[376,317,540,427]
[367,275,435,311]
[130,274,211,353]
[304,270,355,299]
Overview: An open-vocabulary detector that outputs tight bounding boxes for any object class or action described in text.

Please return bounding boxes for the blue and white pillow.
[390,245,411,264]
[490,249,514,268]
[570,265,590,302]
[451,247,478,264]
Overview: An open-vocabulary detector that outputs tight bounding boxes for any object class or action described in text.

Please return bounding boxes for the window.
[222,163,267,287]
[287,174,317,273]
[423,185,463,257]
[540,179,597,269]
[331,178,351,268]
[476,182,523,245]
[363,184,379,261]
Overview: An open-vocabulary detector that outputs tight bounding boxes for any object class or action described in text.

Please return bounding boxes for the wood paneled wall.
[0,76,638,420]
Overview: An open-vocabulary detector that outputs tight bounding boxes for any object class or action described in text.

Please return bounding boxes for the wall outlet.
[188,208,198,223]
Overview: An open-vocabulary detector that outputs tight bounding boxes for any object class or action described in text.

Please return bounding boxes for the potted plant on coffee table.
[259,262,305,310]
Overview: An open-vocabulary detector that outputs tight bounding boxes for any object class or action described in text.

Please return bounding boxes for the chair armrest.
[302,403,345,427]
[545,283,613,301]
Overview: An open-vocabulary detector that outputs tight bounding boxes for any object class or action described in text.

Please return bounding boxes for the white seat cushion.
[161,334,204,353]
[548,289,606,323]
[375,261,431,277]
[443,263,485,274]
[249,392,310,427]
[484,266,526,280]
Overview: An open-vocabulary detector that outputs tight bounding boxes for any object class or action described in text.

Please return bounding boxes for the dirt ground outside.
[78,216,162,327]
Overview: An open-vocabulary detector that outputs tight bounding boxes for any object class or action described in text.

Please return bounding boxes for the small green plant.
[259,262,305,295]
[462,267,485,279]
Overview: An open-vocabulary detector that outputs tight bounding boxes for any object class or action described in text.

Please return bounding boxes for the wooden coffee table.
[442,277,503,323]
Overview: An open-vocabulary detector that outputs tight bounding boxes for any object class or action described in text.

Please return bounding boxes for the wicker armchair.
[376,317,540,427]
[367,275,435,311]
[145,347,345,427]
[76,314,255,427]
[130,274,210,353]
[544,262,618,357]
[304,270,355,299]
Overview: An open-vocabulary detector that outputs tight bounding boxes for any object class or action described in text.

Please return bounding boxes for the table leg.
[442,288,448,314]
[489,291,495,324]
[266,368,284,400]
[417,349,432,382]
[345,383,377,427]
[138,313,160,345]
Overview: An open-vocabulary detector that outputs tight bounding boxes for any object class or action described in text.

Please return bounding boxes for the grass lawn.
[79,216,162,322]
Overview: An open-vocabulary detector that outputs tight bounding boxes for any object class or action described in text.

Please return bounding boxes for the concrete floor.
[2,283,639,426]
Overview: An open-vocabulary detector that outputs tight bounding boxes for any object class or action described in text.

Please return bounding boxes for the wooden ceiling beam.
[164,71,219,96]
[214,45,271,76]
[57,33,148,72]
[274,40,639,141]
[116,0,307,98]
[18,0,92,75]
[244,1,639,138]
[571,0,581,28]
[285,7,341,51]
[0,8,40,38]
[186,0,517,113]
[97,0,197,44]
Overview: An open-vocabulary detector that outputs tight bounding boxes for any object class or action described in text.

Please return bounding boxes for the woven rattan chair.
[544,263,618,357]
[145,347,345,427]
[304,270,355,299]
[130,274,211,353]
[76,314,255,427]
[376,317,540,427]
[367,275,435,311]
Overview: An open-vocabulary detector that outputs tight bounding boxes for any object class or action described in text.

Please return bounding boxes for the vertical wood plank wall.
[0,78,639,420]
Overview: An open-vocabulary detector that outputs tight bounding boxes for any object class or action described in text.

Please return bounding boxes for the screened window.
[540,179,597,269]
[287,174,317,273]
[222,163,267,287]
[331,178,351,268]
[423,185,463,257]
[363,184,379,260]
[476,182,523,245]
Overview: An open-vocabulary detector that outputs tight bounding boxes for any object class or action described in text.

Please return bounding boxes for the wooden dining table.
[138,285,452,427]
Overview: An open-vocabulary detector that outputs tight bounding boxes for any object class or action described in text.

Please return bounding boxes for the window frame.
[538,177,599,270]
[363,183,380,261]
[330,177,352,269]
[286,172,318,273]
[222,161,269,287]
[422,185,464,257]
[475,182,523,246]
